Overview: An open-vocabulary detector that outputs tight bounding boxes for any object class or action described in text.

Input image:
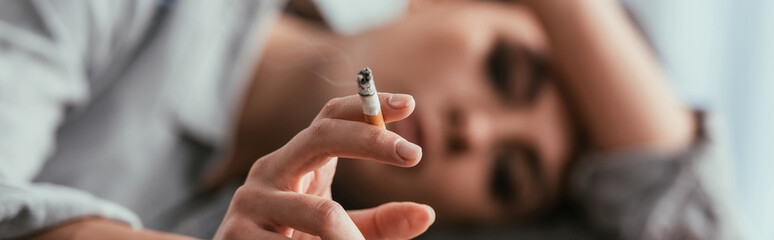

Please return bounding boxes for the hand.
[214,93,435,240]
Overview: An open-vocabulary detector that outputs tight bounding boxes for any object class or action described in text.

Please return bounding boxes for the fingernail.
[395,139,422,162]
[423,204,436,223]
[388,94,413,109]
[408,204,436,229]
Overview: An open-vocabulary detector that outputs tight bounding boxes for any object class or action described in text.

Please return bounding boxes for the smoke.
[260,26,356,87]
[297,44,354,87]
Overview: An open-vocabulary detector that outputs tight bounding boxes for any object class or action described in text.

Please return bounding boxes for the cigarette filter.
[357,67,385,128]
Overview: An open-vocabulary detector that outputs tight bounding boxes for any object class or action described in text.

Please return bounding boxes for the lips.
[391,112,426,152]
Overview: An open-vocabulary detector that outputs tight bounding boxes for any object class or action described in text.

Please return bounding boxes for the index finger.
[313,93,415,124]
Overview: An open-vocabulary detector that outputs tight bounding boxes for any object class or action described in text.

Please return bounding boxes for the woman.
[208,0,737,239]
[3,0,736,239]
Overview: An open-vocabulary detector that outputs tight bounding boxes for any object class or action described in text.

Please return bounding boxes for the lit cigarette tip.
[357,67,385,128]
[357,67,376,96]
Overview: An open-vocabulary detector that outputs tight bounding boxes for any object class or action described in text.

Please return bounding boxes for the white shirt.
[0,0,281,238]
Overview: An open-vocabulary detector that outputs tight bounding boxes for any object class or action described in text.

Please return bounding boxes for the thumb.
[347,202,435,240]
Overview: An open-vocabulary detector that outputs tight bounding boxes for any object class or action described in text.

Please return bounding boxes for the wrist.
[27,218,196,240]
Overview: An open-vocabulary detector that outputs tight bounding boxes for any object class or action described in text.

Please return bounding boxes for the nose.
[444,106,530,157]
[444,107,494,156]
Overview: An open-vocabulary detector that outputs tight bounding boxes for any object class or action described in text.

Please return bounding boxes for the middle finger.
[257,118,422,186]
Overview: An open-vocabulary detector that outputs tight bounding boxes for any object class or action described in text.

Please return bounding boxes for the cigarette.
[357,67,385,128]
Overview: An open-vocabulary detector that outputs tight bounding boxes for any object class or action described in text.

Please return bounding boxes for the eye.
[490,151,517,204]
[525,50,548,102]
[486,41,549,104]
[486,41,514,100]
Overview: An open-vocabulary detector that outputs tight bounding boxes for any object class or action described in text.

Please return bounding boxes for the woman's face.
[334,3,577,227]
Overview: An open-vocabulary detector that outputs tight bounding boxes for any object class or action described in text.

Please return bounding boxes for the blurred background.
[620,1,774,239]
[319,0,774,238]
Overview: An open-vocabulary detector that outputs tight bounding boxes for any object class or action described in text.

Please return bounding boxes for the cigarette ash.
[357,67,376,96]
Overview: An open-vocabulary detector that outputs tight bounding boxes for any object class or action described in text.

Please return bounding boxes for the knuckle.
[220,221,246,239]
[364,127,388,146]
[307,118,334,139]
[220,227,239,239]
[248,155,270,178]
[320,97,344,117]
[233,186,276,217]
[233,186,260,208]
[219,215,260,240]
[315,200,347,229]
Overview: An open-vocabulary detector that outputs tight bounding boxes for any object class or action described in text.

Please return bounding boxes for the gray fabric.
[0,0,282,238]
[570,113,742,239]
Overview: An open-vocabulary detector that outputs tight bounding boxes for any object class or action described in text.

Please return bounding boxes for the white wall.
[622,0,774,239]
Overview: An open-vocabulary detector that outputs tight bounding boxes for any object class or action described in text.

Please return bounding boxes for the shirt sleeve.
[569,112,743,239]
[0,0,141,238]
